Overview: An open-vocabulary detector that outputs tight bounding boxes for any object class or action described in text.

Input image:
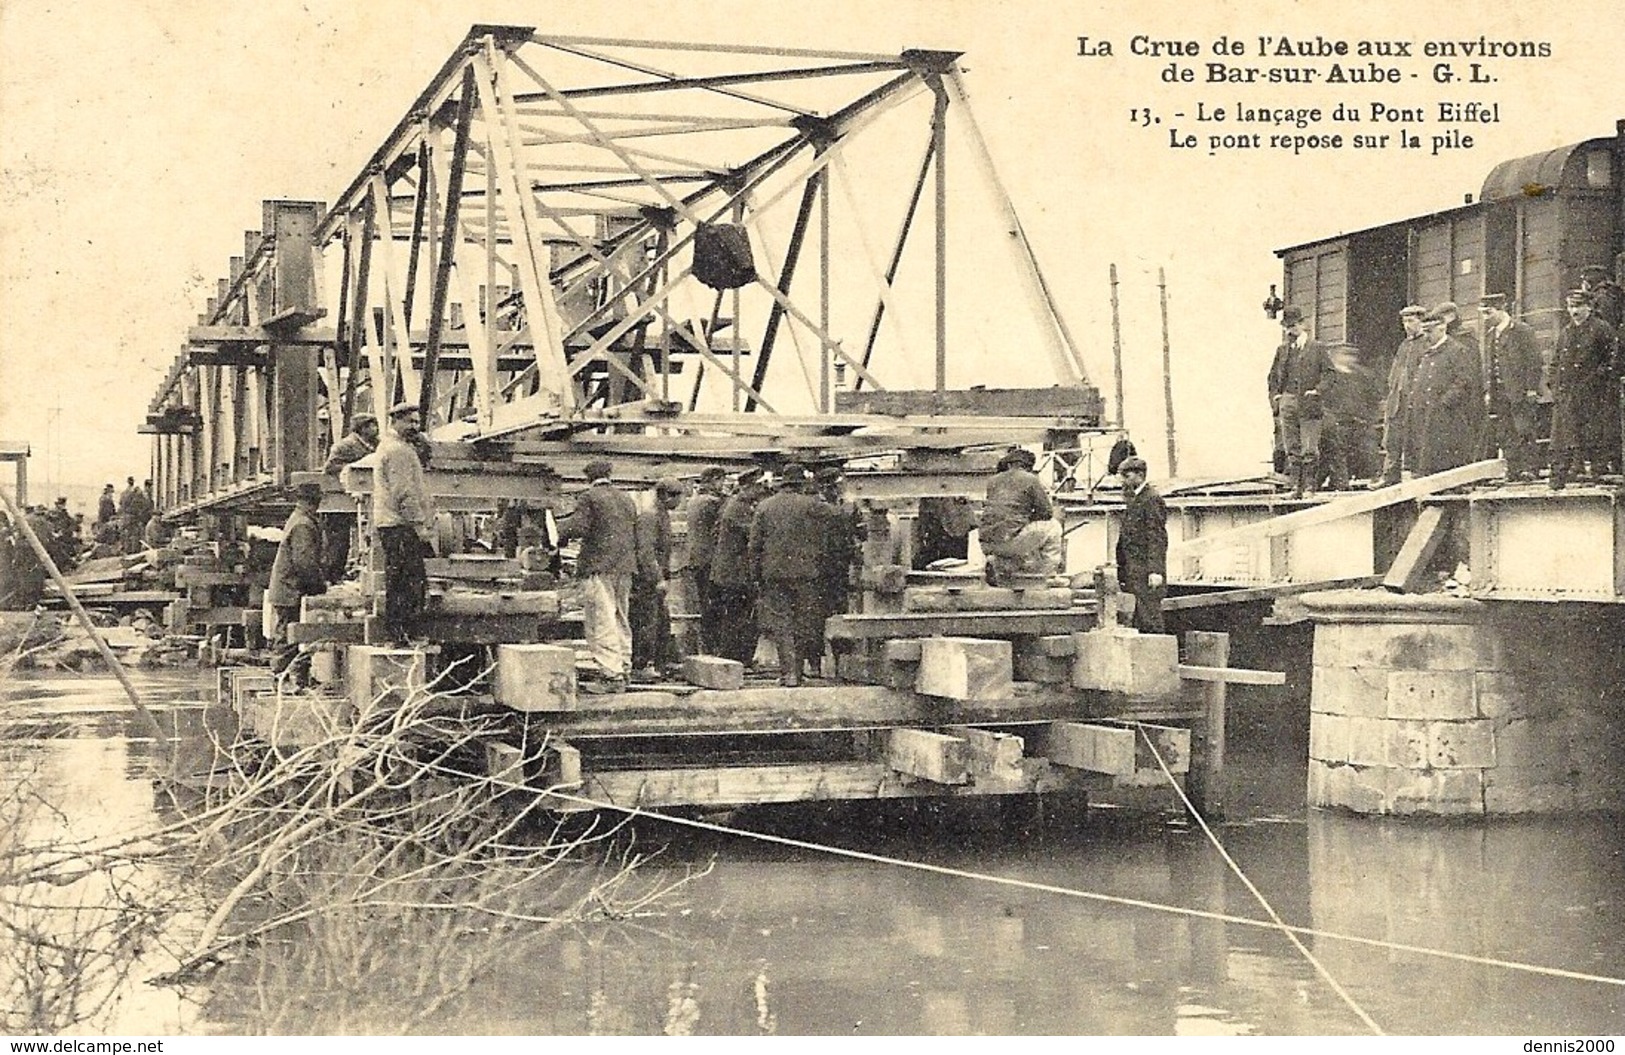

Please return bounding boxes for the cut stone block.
[347,645,427,716]
[1310,664,1387,717]
[1428,719,1495,769]
[493,643,578,713]
[916,637,1013,700]
[1386,768,1485,816]
[1385,669,1476,720]
[1345,716,1387,768]
[683,654,746,691]
[1047,721,1136,776]
[1070,628,1180,700]
[886,729,970,784]
[947,726,1026,781]
[883,638,923,662]
[1384,719,1430,769]
[902,585,1074,613]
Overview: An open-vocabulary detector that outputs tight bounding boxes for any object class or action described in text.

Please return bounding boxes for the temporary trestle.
[216,625,1283,814]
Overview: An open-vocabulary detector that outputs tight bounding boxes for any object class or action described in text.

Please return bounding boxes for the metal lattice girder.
[296,26,1092,436]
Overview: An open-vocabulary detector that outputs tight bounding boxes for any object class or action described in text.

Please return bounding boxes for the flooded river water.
[3,670,1621,1036]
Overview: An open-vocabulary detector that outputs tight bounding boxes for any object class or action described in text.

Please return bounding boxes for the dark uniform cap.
[777,464,811,485]
[1280,306,1305,326]
[581,459,614,481]
[1399,304,1426,318]
[698,466,729,483]
[1566,288,1595,305]
[291,481,325,504]
[1119,456,1149,474]
[655,478,686,497]
[814,465,844,483]
[737,467,767,486]
[998,447,1037,470]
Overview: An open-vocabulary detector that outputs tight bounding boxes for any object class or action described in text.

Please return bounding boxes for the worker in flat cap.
[1378,305,1430,485]
[630,478,687,681]
[1114,456,1168,634]
[373,401,432,644]
[978,447,1062,584]
[1549,288,1621,488]
[747,464,830,686]
[1478,293,1542,480]
[1403,307,1482,476]
[679,467,731,654]
[1266,306,1338,496]
[320,412,379,581]
[558,459,638,690]
[1580,264,1623,329]
[708,466,773,664]
[265,481,328,682]
[1437,300,1479,356]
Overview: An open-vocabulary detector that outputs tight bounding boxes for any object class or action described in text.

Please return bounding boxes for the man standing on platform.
[748,465,828,687]
[1267,307,1334,496]
[1115,456,1169,635]
[559,459,638,692]
[631,478,686,681]
[1549,289,1621,488]
[1477,294,1542,480]
[1379,306,1429,485]
[96,484,116,529]
[322,412,378,582]
[1580,264,1623,330]
[373,402,432,645]
[117,476,152,554]
[1407,306,1482,476]
[708,468,771,665]
[978,448,1062,584]
[265,481,327,680]
[681,466,729,654]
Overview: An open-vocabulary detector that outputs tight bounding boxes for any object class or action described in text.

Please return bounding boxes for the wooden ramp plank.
[1381,505,1450,593]
[1177,664,1286,686]
[1169,458,1502,562]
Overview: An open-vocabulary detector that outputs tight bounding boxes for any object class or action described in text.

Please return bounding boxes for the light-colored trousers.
[982,519,1064,577]
[580,572,632,677]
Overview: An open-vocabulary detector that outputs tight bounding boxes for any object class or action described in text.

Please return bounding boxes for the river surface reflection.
[3,671,1621,1036]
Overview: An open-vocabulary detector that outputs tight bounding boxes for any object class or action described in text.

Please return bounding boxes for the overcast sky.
[1,0,1618,505]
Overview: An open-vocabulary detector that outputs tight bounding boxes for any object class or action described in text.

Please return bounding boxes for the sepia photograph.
[0,0,1621,1038]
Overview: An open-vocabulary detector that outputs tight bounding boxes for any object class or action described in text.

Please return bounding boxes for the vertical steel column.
[932,79,948,398]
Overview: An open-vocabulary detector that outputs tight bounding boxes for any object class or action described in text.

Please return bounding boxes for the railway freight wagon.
[1274,121,1624,379]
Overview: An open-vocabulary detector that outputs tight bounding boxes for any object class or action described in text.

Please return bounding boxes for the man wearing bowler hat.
[1477,294,1542,480]
[1549,288,1620,488]
[373,401,432,644]
[1266,306,1335,496]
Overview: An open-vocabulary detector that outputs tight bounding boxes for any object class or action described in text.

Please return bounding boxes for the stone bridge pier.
[1300,591,1625,815]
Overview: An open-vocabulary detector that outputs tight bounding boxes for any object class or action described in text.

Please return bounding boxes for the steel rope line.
[428,758,1625,991]
[1135,724,1384,1035]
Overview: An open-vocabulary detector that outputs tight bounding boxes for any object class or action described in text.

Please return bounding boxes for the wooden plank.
[916,638,1013,701]
[562,760,1076,811]
[1045,721,1136,776]
[682,655,745,690]
[425,556,523,580]
[902,585,1074,613]
[1168,458,1503,562]
[886,729,970,784]
[1381,505,1450,593]
[1183,631,1228,818]
[834,386,1102,419]
[287,621,366,645]
[1161,576,1382,611]
[827,609,1097,641]
[1177,664,1286,686]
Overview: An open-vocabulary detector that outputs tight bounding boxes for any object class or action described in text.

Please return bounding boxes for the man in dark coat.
[117,476,152,555]
[559,458,639,690]
[1405,306,1483,476]
[1267,307,1335,496]
[681,467,729,654]
[1440,301,1479,357]
[96,484,116,527]
[748,465,829,686]
[707,468,770,664]
[1379,306,1429,485]
[1549,289,1621,488]
[1318,344,1381,490]
[1115,457,1168,634]
[321,412,378,582]
[265,482,327,678]
[1477,293,1543,480]
[631,478,686,680]
[978,448,1061,584]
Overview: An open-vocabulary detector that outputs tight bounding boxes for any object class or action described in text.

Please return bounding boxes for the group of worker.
[1270,264,1625,495]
